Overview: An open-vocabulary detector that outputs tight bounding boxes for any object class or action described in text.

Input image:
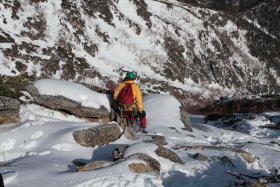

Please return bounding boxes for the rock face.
[73,122,122,147]
[26,85,110,119]
[199,95,280,115]
[186,0,264,12]
[0,96,20,124]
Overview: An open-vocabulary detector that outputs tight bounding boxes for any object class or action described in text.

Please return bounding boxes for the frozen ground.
[0,81,280,187]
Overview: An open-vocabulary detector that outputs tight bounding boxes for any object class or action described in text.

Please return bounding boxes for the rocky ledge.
[0,96,20,125]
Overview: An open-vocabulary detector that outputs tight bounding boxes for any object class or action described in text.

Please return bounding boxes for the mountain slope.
[0,0,279,110]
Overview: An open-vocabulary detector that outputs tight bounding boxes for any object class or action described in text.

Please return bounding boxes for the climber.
[113,71,147,132]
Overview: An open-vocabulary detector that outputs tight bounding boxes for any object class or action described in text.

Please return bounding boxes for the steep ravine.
[0,0,279,111]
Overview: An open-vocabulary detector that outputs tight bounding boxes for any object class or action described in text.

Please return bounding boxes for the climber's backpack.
[119,83,134,105]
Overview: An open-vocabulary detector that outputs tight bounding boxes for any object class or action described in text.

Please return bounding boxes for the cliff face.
[0,0,279,110]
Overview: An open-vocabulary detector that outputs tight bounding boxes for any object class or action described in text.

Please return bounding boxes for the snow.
[1,80,280,187]
[33,79,111,110]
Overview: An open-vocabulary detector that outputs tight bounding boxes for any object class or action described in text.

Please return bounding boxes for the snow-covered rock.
[26,79,111,119]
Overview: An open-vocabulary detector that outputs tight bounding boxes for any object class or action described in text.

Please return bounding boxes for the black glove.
[111,99,118,110]
[137,110,146,117]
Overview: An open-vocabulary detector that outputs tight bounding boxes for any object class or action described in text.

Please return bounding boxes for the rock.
[0,96,20,124]
[192,153,208,161]
[112,146,128,161]
[173,145,254,163]
[199,95,280,115]
[26,85,110,119]
[73,122,122,147]
[144,135,167,146]
[239,152,255,163]
[76,153,160,176]
[180,107,193,132]
[155,146,185,164]
[123,126,137,140]
[76,160,112,172]
[126,153,160,176]
[220,155,235,168]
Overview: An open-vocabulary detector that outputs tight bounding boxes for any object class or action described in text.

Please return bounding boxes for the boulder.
[26,85,110,119]
[144,135,167,146]
[0,96,20,124]
[123,126,137,140]
[155,146,185,164]
[73,122,122,147]
[126,153,160,176]
[112,146,128,161]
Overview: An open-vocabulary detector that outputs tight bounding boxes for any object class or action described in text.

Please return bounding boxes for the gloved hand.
[111,99,118,110]
[137,110,146,117]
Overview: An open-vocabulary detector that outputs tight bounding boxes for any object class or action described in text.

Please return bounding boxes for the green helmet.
[125,71,136,79]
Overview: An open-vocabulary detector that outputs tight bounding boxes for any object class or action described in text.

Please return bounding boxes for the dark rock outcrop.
[26,85,110,119]
[73,122,122,147]
[0,96,20,124]
[199,95,280,115]
[182,0,264,12]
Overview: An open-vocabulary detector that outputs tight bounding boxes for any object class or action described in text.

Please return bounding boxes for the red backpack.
[119,83,134,105]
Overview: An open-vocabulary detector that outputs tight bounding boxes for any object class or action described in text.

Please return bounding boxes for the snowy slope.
[0,0,279,110]
[1,81,280,187]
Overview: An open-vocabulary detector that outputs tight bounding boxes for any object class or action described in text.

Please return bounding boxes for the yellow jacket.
[113,80,143,112]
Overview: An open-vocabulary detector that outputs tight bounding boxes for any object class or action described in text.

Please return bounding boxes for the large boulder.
[127,153,160,176]
[155,146,185,164]
[73,122,122,147]
[26,84,110,119]
[0,96,20,124]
